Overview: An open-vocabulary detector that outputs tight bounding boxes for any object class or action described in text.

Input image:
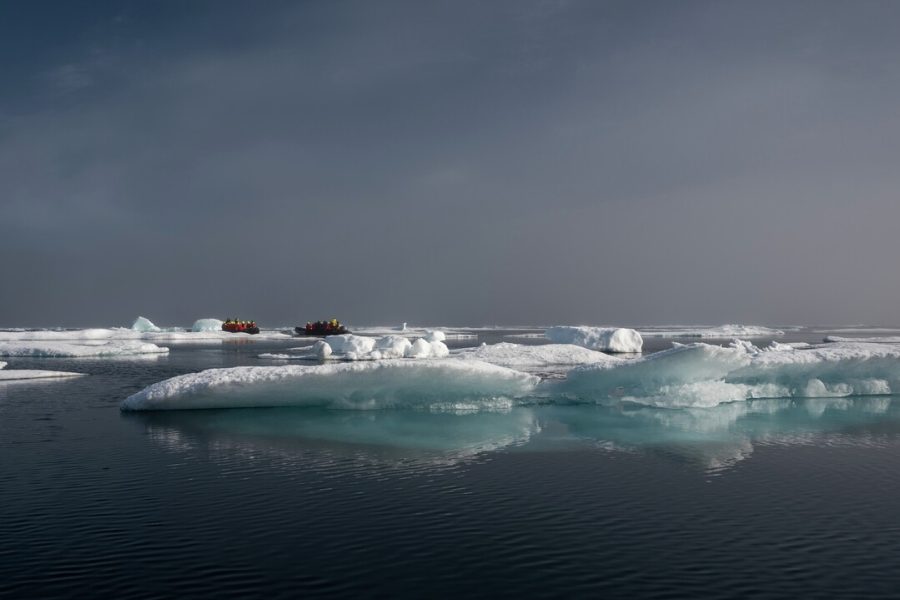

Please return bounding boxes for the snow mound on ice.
[191,318,224,332]
[545,326,643,353]
[405,338,449,359]
[0,369,85,381]
[132,316,161,332]
[555,340,900,408]
[455,343,618,369]
[374,335,412,358]
[639,324,785,338]
[424,330,446,342]
[0,361,5,369]
[313,340,332,359]
[324,334,376,356]
[0,341,170,358]
[258,335,448,362]
[121,359,540,411]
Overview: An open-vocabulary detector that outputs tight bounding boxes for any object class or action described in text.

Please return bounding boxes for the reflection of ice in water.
[133,397,900,476]
[543,397,900,474]
[136,408,541,472]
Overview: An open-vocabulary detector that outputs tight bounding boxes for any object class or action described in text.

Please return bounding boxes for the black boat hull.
[295,326,349,336]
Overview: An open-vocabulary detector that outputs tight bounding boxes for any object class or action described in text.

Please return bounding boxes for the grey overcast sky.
[2,0,900,328]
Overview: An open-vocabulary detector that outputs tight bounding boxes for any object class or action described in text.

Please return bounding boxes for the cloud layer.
[3,0,900,326]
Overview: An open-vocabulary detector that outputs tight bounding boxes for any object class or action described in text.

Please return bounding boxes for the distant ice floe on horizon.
[825,335,900,344]
[0,322,290,343]
[121,359,539,411]
[545,326,643,353]
[636,324,785,338]
[0,340,170,358]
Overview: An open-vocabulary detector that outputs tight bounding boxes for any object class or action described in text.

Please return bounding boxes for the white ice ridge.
[0,369,85,381]
[555,340,900,408]
[261,334,449,361]
[454,342,618,369]
[0,341,169,358]
[121,359,540,411]
[545,326,643,353]
[637,324,785,338]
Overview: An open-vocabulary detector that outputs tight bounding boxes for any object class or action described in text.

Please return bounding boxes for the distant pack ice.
[545,326,643,353]
[638,324,785,338]
[0,324,289,343]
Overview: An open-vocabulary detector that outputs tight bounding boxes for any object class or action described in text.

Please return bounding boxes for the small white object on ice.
[313,340,332,359]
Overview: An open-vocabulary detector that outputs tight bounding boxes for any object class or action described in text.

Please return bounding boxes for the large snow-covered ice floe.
[554,340,900,408]
[121,359,540,411]
[638,324,785,338]
[545,326,643,353]
[0,341,169,358]
[454,342,618,369]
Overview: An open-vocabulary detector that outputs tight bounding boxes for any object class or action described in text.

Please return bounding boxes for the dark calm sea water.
[3,328,900,599]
